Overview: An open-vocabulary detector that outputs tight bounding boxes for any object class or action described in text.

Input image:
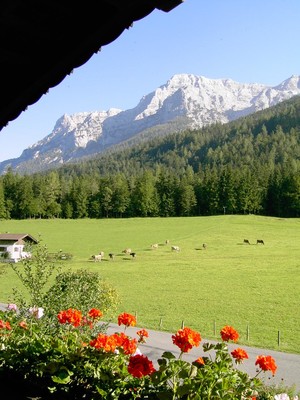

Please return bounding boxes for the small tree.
[43,269,120,319]
[10,239,60,309]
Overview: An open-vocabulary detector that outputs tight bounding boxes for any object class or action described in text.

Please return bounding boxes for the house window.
[0,246,6,252]
[14,247,19,252]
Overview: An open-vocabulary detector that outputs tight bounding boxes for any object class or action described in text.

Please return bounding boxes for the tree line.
[0,95,299,219]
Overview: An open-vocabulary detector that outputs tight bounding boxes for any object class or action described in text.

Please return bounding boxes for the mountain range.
[1,73,300,175]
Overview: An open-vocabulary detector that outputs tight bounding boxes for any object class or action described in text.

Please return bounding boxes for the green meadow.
[1,215,299,354]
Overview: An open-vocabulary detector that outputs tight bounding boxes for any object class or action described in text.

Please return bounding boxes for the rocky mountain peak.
[0,74,299,175]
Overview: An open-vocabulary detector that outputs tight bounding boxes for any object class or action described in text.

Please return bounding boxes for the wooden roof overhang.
[0,0,183,131]
[0,233,38,244]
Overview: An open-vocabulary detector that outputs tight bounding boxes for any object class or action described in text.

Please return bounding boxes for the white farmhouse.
[0,233,38,263]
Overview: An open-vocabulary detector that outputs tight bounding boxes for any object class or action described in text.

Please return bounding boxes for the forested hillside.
[0,95,299,219]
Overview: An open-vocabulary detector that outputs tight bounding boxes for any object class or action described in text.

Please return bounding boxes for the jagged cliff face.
[1,74,300,174]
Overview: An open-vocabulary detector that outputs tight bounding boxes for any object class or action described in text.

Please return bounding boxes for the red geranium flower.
[0,320,11,330]
[90,332,138,355]
[88,308,103,319]
[220,325,239,342]
[172,327,201,353]
[90,333,119,353]
[194,356,205,365]
[231,348,249,363]
[127,354,156,378]
[117,332,138,355]
[19,321,28,330]
[57,308,82,327]
[137,329,149,343]
[255,355,277,375]
[118,312,136,327]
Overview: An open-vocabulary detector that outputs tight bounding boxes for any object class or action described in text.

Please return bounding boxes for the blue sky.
[1,0,300,162]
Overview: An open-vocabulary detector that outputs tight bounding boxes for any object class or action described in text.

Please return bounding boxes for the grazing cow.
[202,243,207,250]
[165,239,170,245]
[257,239,265,245]
[91,254,102,262]
[99,251,105,257]
[151,243,158,249]
[171,245,180,252]
[243,239,250,245]
[109,253,115,260]
[130,252,136,258]
[122,248,131,254]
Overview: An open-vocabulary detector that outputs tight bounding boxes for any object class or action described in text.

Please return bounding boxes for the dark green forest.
[1,95,299,219]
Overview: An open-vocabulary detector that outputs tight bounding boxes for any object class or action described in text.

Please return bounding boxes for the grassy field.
[1,215,299,354]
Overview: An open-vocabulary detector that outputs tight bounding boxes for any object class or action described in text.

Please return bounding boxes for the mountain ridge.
[1,73,300,175]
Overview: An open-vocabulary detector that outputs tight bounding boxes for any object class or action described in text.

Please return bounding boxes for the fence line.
[154,317,282,348]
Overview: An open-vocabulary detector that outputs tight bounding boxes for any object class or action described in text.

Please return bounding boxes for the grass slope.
[1,215,299,354]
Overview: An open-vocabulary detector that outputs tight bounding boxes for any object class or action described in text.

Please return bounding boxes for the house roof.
[0,233,38,243]
[0,0,183,132]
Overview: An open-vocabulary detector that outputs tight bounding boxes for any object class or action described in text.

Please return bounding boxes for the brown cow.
[257,239,265,245]
[243,239,250,245]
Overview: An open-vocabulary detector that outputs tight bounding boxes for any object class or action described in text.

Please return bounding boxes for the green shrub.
[43,269,120,319]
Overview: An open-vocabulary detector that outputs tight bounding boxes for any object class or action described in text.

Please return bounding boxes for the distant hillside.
[64,94,300,177]
[0,95,299,219]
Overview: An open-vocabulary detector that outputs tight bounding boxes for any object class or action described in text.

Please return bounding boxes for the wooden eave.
[0,0,183,131]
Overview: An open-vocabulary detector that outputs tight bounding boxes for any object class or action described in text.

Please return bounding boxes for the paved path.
[107,323,300,392]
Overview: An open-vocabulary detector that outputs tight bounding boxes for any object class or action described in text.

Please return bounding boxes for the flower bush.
[1,307,297,400]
